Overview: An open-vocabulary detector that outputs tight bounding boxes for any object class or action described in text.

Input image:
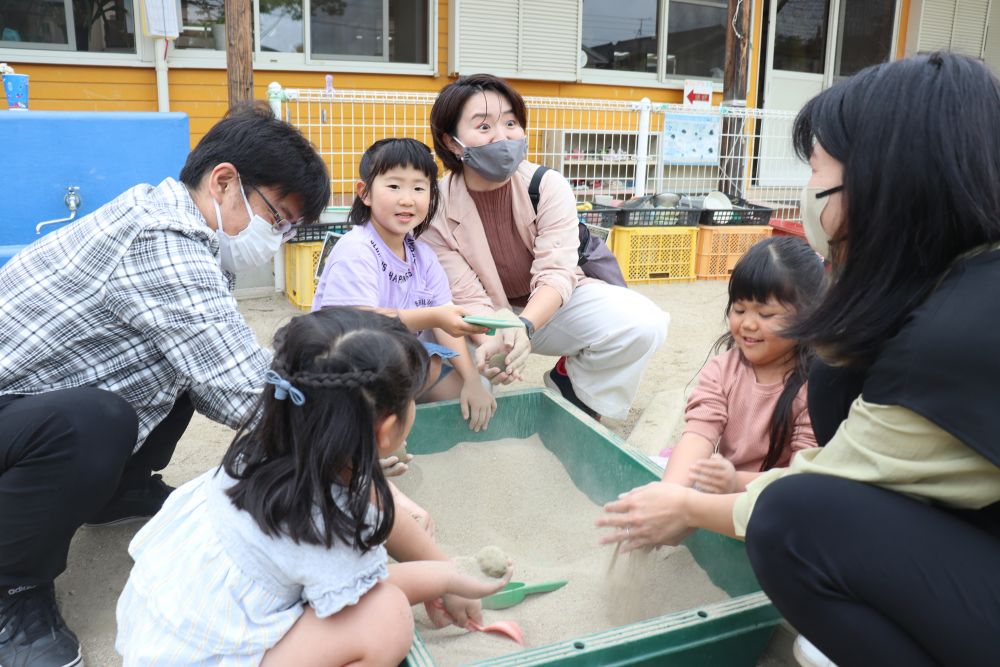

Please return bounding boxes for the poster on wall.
[661,113,722,166]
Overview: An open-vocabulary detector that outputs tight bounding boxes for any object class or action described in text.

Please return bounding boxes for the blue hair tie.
[264,370,305,405]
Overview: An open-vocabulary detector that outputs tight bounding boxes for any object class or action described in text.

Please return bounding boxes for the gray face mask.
[452,136,527,182]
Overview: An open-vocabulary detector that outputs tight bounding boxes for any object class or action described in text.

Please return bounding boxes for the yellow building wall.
[6,0,702,148]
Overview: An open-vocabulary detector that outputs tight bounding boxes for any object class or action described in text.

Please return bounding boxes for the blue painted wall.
[0,111,189,263]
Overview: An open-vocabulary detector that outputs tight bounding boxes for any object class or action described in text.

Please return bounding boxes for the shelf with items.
[540,129,658,203]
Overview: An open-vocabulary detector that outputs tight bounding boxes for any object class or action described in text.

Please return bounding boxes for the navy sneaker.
[0,584,82,667]
[85,473,174,527]
[543,360,601,420]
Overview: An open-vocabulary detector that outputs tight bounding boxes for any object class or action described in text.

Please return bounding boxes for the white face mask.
[799,185,842,260]
[212,176,283,273]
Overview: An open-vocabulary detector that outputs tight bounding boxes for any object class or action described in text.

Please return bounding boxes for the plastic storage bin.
[617,206,701,227]
[284,242,324,310]
[769,218,805,239]
[609,226,698,284]
[404,388,782,667]
[699,197,774,226]
[695,225,774,280]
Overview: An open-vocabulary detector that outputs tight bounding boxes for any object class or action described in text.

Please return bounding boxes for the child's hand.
[460,378,496,432]
[424,559,513,628]
[380,453,413,477]
[434,305,490,337]
[689,454,737,494]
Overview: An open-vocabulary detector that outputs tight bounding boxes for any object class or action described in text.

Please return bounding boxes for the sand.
[52,282,796,666]
[393,436,729,666]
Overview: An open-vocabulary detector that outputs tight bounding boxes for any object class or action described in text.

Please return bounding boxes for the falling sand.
[393,435,729,666]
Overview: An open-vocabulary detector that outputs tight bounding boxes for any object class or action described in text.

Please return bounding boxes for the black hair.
[180,101,331,225]
[222,307,429,551]
[348,138,440,238]
[429,73,529,175]
[715,237,825,471]
[788,52,1000,367]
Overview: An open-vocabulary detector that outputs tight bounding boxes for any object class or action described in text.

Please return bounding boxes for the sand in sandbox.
[393,435,729,666]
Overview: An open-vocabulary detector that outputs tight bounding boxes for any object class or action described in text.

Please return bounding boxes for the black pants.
[0,388,194,587]
[746,473,1000,667]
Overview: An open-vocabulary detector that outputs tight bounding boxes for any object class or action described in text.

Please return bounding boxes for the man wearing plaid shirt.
[0,104,330,667]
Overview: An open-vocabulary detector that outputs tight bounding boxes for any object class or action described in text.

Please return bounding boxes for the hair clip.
[264,370,305,406]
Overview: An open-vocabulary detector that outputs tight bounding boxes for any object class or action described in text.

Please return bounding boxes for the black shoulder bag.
[528,166,627,287]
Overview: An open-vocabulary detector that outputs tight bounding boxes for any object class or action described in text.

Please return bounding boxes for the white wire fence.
[267,84,807,225]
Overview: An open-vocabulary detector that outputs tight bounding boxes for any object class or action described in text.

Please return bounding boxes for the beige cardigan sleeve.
[420,186,495,316]
[731,398,1000,537]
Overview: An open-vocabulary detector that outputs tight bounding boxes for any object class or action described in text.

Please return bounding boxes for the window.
[175,0,226,50]
[310,0,428,64]
[0,0,136,53]
[834,0,895,77]
[667,0,726,79]
[581,0,659,74]
[580,0,725,81]
[772,0,830,74]
[259,0,304,53]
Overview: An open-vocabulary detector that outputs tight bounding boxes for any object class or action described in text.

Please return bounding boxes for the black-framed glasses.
[249,184,305,241]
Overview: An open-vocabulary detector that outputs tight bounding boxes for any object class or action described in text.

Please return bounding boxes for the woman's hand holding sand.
[476,326,530,387]
[689,454,738,494]
[597,482,697,552]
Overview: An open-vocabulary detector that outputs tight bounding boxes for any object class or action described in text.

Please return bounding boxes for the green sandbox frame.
[404,388,781,666]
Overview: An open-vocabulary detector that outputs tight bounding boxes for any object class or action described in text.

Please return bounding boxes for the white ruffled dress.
[115,467,388,666]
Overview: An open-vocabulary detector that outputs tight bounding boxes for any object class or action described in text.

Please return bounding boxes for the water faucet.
[36,187,81,234]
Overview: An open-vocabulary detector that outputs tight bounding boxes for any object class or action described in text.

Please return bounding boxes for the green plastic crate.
[405,388,781,666]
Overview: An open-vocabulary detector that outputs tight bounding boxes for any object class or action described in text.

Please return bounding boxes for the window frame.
[168,0,438,74]
[0,0,144,62]
[579,0,724,91]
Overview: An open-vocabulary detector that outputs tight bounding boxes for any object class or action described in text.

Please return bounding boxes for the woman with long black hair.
[599,52,1000,666]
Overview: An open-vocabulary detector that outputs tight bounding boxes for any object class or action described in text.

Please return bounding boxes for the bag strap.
[528,165,588,266]
[528,166,551,215]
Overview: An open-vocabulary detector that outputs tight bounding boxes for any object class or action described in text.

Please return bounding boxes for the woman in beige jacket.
[422,74,669,421]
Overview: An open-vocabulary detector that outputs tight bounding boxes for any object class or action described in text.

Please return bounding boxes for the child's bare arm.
[431,328,496,432]
[661,432,715,486]
[385,561,511,606]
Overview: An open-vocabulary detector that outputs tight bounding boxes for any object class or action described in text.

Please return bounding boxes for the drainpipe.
[154,38,170,112]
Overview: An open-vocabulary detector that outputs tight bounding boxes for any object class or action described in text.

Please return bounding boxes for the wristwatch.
[518,316,536,339]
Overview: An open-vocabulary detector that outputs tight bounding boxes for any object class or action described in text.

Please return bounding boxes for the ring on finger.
[624,525,631,539]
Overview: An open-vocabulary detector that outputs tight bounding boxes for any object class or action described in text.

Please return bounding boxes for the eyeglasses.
[249,184,306,241]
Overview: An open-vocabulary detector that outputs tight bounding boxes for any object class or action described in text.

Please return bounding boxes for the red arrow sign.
[687,89,710,104]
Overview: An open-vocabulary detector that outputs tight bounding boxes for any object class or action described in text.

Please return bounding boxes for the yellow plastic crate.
[695,225,774,281]
[284,241,323,310]
[608,226,698,284]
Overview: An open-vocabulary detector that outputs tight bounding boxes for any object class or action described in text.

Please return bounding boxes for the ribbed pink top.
[683,348,817,471]
[468,182,534,307]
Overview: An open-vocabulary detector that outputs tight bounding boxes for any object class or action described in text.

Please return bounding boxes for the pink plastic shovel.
[430,600,525,645]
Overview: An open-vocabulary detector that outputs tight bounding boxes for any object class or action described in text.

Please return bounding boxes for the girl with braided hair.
[115,307,511,666]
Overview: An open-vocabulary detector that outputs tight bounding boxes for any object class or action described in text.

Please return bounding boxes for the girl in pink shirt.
[661,237,825,493]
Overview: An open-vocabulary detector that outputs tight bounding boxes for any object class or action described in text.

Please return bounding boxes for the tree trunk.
[722,0,751,102]
[225,0,253,107]
[719,0,753,199]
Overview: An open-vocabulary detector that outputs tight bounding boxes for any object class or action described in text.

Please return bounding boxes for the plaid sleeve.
[102,227,269,429]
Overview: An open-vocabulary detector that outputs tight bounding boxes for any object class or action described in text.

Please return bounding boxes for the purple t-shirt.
[312,223,453,313]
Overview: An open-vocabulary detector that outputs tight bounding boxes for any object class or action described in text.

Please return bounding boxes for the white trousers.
[530,282,670,420]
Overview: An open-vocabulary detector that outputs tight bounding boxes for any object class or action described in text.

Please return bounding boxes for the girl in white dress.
[115,307,510,666]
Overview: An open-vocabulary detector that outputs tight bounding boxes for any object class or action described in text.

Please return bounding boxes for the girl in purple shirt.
[313,139,496,434]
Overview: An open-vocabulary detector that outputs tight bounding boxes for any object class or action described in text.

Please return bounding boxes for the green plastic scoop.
[462,316,525,336]
[481,580,568,610]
